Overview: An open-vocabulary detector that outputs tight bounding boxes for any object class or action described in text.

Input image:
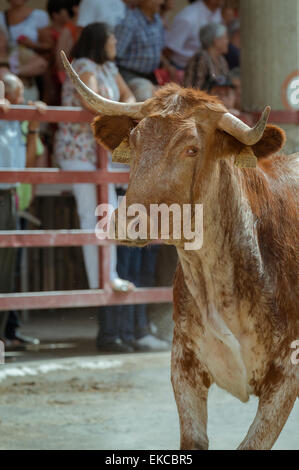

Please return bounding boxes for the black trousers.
[96,188,158,345]
[0,189,19,339]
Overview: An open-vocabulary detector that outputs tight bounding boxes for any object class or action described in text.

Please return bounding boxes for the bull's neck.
[177,159,264,300]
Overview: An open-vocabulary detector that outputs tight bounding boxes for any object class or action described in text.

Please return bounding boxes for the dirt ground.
[0,350,299,450]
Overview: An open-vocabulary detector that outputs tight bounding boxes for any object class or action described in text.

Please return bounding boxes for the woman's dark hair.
[65,0,81,18]
[47,0,68,17]
[47,0,80,18]
[71,23,114,65]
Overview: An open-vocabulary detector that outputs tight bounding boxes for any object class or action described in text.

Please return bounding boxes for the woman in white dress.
[55,22,136,293]
[55,22,145,353]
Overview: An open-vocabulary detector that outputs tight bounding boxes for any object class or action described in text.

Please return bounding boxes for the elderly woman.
[184,22,229,91]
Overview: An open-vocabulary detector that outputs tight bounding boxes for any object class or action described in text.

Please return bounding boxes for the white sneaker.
[135,334,169,351]
[111,278,135,292]
[149,321,158,335]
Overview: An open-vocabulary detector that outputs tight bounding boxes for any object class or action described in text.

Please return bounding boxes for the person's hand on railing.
[27,100,47,131]
[27,100,47,114]
[0,98,10,114]
[0,80,10,114]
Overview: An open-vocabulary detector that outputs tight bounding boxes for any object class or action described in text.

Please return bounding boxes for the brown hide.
[88,83,298,450]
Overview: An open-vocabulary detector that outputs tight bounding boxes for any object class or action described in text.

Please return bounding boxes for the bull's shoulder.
[244,152,298,224]
[243,153,298,318]
[258,152,299,187]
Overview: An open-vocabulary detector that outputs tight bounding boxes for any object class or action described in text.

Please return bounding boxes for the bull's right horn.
[218,106,271,146]
[60,51,145,119]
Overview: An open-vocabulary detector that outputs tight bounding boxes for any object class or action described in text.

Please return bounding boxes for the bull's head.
[61,52,285,249]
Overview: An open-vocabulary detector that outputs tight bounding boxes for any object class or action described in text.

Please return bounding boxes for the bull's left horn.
[218,106,271,145]
[60,51,145,119]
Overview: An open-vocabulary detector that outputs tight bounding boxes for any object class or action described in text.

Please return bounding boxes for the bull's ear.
[215,124,286,167]
[111,137,131,164]
[235,125,286,167]
[91,115,135,151]
[252,124,286,158]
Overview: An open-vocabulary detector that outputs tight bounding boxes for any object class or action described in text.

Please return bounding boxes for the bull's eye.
[185,147,199,157]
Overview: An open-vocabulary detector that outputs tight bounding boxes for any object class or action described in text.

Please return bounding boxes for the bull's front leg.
[238,367,299,450]
[171,328,212,450]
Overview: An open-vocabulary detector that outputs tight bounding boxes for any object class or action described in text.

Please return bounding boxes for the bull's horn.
[218,106,271,145]
[60,51,145,119]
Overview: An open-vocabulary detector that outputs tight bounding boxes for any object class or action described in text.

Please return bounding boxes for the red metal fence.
[0,105,296,312]
[0,105,173,311]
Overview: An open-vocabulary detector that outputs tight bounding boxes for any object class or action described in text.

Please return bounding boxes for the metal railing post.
[97,145,111,290]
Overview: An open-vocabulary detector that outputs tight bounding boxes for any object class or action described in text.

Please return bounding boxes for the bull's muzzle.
[109,208,149,247]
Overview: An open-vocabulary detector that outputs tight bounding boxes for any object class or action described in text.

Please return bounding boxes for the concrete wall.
[241,0,299,111]
[241,0,299,153]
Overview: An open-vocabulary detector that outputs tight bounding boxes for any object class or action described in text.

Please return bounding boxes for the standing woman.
[55,23,138,353]
[54,23,135,291]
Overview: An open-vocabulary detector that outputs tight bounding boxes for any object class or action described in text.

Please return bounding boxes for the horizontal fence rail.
[0,230,162,248]
[2,105,299,124]
[0,288,173,311]
[0,105,93,123]
[0,169,129,184]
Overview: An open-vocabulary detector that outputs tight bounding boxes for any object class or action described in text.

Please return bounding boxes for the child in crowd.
[37,0,73,63]
[38,0,77,104]
[55,0,82,75]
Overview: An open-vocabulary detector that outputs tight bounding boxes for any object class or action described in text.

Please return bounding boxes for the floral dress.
[54,58,120,166]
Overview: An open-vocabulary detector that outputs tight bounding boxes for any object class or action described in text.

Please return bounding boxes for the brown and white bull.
[62,52,299,450]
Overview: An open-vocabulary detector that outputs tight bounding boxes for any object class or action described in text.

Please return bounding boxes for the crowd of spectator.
[0,0,241,353]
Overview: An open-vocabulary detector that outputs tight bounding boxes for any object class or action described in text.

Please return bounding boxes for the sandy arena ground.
[0,350,298,450]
